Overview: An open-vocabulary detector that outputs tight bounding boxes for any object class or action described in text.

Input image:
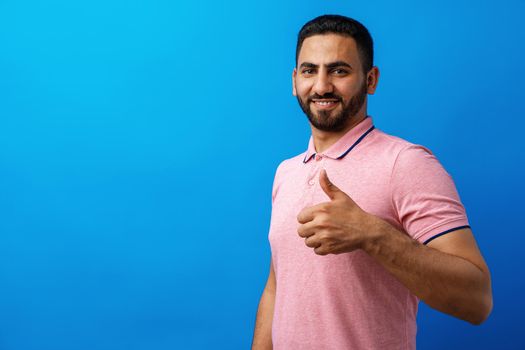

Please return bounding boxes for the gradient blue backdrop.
[1,0,523,349]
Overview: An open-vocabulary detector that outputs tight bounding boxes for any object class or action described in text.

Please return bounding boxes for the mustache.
[307,93,342,102]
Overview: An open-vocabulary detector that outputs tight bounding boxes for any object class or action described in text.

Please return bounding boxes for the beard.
[296,80,368,132]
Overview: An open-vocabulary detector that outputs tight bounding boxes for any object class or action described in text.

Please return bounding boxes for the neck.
[311,111,367,154]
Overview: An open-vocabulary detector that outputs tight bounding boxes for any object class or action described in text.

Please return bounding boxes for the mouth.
[311,99,340,110]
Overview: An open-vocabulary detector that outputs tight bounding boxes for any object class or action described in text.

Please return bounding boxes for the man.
[252,15,493,350]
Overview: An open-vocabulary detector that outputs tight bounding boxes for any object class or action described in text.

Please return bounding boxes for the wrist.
[361,213,388,253]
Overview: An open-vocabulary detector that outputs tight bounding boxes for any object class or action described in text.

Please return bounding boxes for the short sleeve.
[390,145,469,244]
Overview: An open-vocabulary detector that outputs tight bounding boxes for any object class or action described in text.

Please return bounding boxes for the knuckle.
[314,246,327,256]
[317,215,329,227]
[318,230,329,240]
[319,203,329,212]
[305,239,314,248]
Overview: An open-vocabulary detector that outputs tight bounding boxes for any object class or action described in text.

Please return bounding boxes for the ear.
[292,68,297,96]
[366,66,380,95]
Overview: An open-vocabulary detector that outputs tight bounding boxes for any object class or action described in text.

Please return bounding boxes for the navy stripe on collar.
[303,125,376,163]
[336,126,375,160]
[303,153,315,163]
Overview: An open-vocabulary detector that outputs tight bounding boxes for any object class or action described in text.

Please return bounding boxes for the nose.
[313,72,333,96]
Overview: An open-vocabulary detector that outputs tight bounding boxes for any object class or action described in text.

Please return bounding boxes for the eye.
[332,68,349,75]
[302,68,315,75]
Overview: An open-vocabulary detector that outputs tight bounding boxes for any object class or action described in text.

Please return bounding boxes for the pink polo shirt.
[268,116,469,349]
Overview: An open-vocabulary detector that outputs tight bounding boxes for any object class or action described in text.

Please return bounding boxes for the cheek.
[337,84,361,100]
[295,82,312,99]
[337,77,367,98]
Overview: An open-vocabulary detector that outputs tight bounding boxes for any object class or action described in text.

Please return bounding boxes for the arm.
[363,222,492,324]
[252,261,276,350]
[297,170,493,324]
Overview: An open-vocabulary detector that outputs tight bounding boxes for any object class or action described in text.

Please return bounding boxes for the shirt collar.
[303,116,375,163]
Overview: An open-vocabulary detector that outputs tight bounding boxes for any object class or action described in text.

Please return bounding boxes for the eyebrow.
[299,61,353,69]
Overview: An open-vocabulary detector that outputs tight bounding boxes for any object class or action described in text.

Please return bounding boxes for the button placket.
[307,154,325,186]
[302,155,326,207]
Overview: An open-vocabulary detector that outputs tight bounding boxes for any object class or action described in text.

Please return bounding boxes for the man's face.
[293,34,373,132]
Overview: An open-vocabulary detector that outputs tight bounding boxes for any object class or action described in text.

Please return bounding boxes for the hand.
[296,169,377,255]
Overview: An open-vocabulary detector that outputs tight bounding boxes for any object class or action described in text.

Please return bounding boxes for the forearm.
[252,287,275,350]
[363,217,492,324]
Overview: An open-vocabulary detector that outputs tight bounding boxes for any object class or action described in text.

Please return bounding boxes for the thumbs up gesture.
[297,169,377,255]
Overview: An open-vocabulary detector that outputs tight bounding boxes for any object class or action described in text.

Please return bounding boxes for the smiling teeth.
[316,101,336,105]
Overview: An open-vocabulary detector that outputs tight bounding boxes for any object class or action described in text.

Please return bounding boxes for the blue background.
[1,0,524,349]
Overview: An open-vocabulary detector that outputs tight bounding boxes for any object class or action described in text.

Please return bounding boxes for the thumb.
[319,169,345,200]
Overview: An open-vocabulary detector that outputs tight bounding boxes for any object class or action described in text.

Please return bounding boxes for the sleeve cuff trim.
[423,225,471,245]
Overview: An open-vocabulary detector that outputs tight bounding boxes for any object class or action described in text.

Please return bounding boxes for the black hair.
[296,15,374,73]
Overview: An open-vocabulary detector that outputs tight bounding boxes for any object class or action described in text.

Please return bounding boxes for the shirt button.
[315,154,322,161]
[308,179,315,186]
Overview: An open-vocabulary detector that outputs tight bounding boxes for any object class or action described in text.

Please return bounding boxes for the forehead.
[298,34,360,66]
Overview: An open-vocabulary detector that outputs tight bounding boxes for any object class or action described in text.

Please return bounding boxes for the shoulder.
[273,152,306,179]
[359,128,437,171]
[271,152,306,201]
[364,129,453,189]
[388,139,449,180]
[385,132,458,202]
[369,128,432,157]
